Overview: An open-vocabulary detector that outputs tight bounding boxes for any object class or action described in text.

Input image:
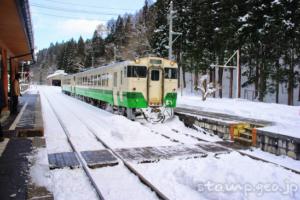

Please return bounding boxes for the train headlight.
[135,59,140,64]
[132,87,136,91]
[170,61,175,66]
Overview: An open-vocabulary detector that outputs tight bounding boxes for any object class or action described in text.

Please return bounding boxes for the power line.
[31,12,111,22]
[31,3,122,16]
[35,0,136,11]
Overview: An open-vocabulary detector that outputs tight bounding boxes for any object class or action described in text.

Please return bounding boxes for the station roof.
[0,0,34,60]
[47,70,67,79]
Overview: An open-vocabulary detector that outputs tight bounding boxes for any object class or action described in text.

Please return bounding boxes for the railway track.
[138,117,300,174]
[58,90,300,175]
[42,91,170,200]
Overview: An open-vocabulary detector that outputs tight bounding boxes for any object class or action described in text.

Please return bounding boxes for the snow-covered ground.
[29,86,300,200]
[177,95,300,138]
[133,152,300,200]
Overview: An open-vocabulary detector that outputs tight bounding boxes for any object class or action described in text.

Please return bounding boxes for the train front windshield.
[164,68,177,79]
[127,66,147,78]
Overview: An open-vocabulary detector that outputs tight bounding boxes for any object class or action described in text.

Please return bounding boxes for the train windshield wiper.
[134,69,140,78]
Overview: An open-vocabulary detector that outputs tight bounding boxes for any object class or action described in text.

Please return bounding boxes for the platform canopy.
[0,0,34,60]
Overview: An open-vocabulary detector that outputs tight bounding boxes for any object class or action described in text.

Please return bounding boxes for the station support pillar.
[1,48,8,111]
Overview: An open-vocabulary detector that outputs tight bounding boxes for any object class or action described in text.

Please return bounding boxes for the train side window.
[114,72,117,87]
[151,70,160,81]
[107,73,109,86]
[98,75,101,86]
[164,68,178,79]
[120,70,123,84]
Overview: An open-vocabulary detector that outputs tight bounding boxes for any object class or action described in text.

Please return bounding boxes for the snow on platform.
[177,96,300,138]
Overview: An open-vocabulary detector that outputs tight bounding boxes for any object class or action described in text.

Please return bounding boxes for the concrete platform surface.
[0,138,32,200]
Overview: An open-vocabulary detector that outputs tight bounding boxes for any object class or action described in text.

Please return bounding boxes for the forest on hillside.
[34,0,300,105]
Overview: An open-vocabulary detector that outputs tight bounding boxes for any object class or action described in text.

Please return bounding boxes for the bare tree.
[197,75,220,101]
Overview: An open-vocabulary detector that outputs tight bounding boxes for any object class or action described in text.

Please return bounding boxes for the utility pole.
[168,1,174,60]
[237,49,241,98]
[168,1,181,60]
[168,1,183,96]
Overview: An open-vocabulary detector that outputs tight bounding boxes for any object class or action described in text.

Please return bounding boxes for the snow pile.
[46,70,67,79]
[177,96,300,138]
[134,152,300,200]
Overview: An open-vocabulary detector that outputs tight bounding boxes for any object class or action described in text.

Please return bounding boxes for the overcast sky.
[29,0,147,51]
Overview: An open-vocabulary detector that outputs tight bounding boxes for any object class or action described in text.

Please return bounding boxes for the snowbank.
[177,96,300,138]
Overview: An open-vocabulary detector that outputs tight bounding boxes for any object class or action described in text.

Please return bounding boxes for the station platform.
[0,93,52,200]
[175,107,300,160]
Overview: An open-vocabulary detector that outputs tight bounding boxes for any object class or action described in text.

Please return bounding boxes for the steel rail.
[46,91,170,200]
[42,91,105,200]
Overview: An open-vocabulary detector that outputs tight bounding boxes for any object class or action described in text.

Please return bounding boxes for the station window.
[127,66,147,78]
[164,68,178,79]
[151,70,160,81]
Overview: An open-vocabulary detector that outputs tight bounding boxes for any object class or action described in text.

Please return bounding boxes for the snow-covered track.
[42,91,170,200]
[43,92,106,200]
[140,120,300,174]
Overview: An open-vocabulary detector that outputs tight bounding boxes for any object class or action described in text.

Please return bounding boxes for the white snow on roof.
[47,70,67,79]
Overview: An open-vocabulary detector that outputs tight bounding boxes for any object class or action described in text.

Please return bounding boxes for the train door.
[113,72,118,105]
[148,68,163,106]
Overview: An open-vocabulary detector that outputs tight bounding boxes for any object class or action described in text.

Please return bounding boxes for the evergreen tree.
[77,36,85,63]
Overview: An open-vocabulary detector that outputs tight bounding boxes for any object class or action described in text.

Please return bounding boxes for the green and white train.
[61,57,178,122]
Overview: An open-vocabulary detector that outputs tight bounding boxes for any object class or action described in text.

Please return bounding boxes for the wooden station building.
[0,0,34,111]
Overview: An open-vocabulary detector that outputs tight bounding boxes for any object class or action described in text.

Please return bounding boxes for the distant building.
[0,0,34,111]
[47,70,67,86]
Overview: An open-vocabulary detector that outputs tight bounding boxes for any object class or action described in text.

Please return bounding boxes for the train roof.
[71,57,177,76]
